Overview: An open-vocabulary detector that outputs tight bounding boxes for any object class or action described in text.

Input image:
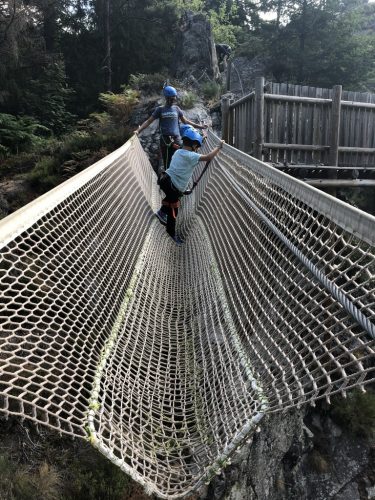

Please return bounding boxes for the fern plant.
[0,113,50,156]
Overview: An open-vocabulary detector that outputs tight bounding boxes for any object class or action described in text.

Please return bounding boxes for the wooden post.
[328,85,342,196]
[228,98,234,146]
[226,60,232,92]
[221,96,230,142]
[254,77,265,160]
[329,85,342,166]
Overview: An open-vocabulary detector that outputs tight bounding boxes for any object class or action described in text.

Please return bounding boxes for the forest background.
[1,0,375,208]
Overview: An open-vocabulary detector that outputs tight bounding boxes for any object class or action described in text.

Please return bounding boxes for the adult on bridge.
[134,85,207,172]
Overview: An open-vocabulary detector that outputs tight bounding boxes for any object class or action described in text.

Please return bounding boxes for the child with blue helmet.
[156,128,224,245]
[135,85,207,171]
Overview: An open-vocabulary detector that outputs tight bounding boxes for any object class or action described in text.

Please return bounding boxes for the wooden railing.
[222,77,375,169]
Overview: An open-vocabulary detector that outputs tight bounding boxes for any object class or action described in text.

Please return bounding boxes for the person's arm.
[180,115,208,130]
[199,140,225,162]
[134,115,156,135]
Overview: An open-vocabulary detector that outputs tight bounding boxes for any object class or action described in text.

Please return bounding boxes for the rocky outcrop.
[202,401,374,500]
[227,55,267,98]
[0,178,35,219]
[173,11,220,84]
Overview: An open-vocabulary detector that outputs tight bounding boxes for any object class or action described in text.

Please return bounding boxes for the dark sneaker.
[171,235,184,246]
[155,209,167,225]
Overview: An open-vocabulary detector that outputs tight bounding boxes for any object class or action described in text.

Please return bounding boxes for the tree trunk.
[298,0,307,82]
[103,0,111,91]
[42,0,58,53]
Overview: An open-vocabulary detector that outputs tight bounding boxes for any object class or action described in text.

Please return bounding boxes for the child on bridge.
[155,127,224,246]
[134,86,207,172]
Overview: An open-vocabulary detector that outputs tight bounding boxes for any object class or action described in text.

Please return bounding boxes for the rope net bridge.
[0,131,374,498]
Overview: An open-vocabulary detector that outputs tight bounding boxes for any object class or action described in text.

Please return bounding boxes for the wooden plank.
[272,164,375,170]
[228,99,234,146]
[329,85,342,167]
[312,103,320,164]
[305,179,375,187]
[341,100,375,109]
[265,93,331,105]
[291,101,297,164]
[221,96,230,142]
[254,77,265,159]
[230,91,255,109]
[339,147,375,153]
[263,143,330,150]
[226,60,232,91]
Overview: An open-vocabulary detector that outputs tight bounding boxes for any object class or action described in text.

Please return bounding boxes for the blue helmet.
[182,128,203,146]
[163,85,177,97]
[179,124,193,136]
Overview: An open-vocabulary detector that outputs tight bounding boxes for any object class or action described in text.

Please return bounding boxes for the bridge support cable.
[0,131,374,498]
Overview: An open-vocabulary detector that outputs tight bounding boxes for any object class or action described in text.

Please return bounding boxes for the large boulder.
[173,11,220,83]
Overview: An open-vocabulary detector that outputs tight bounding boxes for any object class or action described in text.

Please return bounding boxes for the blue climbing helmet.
[179,124,193,137]
[182,127,203,147]
[163,85,177,97]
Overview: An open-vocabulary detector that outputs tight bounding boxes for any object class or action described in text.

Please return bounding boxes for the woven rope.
[0,132,374,498]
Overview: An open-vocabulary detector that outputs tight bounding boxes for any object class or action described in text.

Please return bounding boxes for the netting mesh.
[1,132,374,498]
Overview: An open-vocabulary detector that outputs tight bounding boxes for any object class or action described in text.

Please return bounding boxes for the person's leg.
[158,173,169,216]
[166,202,178,238]
[158,175,181,238]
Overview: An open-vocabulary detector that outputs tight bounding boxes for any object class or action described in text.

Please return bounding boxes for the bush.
[179,91,198,109]
[99,89,139,124]
[59,131,104,160]
[128,72,168,94]
[0,152,39,179]
[201,81,223,100]
[0,455,62,500]
[0,113,50,156]
[330,389,375,438]
[63,455,130,500]
[26,156,60,192]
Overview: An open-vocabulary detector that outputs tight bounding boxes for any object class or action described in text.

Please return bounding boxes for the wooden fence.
[222,77,375,168]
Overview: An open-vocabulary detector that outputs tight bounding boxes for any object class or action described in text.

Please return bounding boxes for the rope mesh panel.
[0,132,374,498]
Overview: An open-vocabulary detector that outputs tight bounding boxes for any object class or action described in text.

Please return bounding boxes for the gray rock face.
[174,11,219,83]
[227,56,267,98]
[198,403,374,500]
[0,178,31,219]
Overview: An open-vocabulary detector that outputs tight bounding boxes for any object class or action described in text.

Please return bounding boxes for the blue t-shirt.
[166,149,201,192]
[152,105,183,137]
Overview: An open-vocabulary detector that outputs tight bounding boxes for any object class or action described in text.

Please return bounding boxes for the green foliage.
[0,152,40,179]
[23,60,75,135]
[201,81,223,100]
[0,422,132,500]
[129,72,169,94]
[256,0,375,88]
[0,144,9,159]
[331,389,375,438]
[0,455,62,500]
[60,131,104,158]
[0,114,50,156]
[99,89,139,124]
[26,156,60,193]
[62,455,130,500]
[179,91,198,109]
[208,5,241,47]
